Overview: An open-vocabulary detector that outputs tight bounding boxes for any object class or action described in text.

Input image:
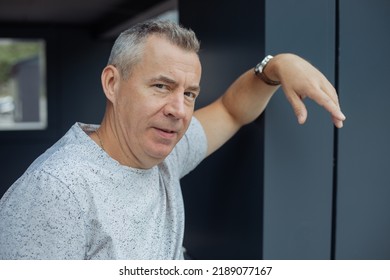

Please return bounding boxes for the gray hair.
[107,20,200,79]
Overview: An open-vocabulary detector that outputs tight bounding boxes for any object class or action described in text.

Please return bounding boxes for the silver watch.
[254,55,281,86]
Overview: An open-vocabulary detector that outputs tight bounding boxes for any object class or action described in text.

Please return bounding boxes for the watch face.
[261,55,273,71]
[254,55,280,86]
[255,62,262,74]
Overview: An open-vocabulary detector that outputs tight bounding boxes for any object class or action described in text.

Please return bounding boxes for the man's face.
[113,35,202,168]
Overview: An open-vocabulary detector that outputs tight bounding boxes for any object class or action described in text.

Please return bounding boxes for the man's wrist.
[254,55,281,86]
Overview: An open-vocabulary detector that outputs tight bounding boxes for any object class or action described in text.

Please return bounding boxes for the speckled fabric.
[0,117,207,260]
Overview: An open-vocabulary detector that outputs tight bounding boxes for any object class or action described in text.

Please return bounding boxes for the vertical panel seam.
[330,0,340,261]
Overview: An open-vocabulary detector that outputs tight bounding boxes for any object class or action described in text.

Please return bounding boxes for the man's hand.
[267,54,346,128]
[196,53,346,157]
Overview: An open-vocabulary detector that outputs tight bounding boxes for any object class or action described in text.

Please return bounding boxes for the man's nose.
[163,92,187,119]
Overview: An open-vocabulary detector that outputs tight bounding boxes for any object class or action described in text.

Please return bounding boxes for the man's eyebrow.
[151,75,177,85]
[187,85,201,93]
[152,75,200,93]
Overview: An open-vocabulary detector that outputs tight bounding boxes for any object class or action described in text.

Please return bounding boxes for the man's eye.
[154,84,167,89]
[184,92,197,101]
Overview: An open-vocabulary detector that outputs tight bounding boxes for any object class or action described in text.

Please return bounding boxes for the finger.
[285,90,308,124]
[315,90,346,121]
[318,80,347,120]
[332,115,344,128]
[321,81,339,107]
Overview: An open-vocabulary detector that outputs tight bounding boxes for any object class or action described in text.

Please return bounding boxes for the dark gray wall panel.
[179,0,266,259]
[263,0,336,259]
[336,0,390,260]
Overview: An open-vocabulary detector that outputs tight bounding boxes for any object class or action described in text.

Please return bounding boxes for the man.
[0,20,345,259]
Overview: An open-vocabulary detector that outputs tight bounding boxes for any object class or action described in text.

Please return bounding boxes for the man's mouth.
[159,128,175,133]
[154,127,178,139]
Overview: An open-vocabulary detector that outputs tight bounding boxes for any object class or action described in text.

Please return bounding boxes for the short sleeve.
[169,116,207,178]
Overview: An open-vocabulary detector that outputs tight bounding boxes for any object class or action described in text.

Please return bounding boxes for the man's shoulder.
[165,117,207,178]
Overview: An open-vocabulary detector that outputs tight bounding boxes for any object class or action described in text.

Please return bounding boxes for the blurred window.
[0,39,46,130]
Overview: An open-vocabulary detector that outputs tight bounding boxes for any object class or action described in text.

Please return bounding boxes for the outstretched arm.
[194,53,346,157]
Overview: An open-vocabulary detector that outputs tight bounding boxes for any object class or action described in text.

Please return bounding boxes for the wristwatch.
[254,55,281,86]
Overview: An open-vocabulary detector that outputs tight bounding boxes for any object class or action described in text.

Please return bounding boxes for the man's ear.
[101,65,120,103]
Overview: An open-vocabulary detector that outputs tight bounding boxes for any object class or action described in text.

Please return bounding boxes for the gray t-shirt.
[0,117,207,259]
